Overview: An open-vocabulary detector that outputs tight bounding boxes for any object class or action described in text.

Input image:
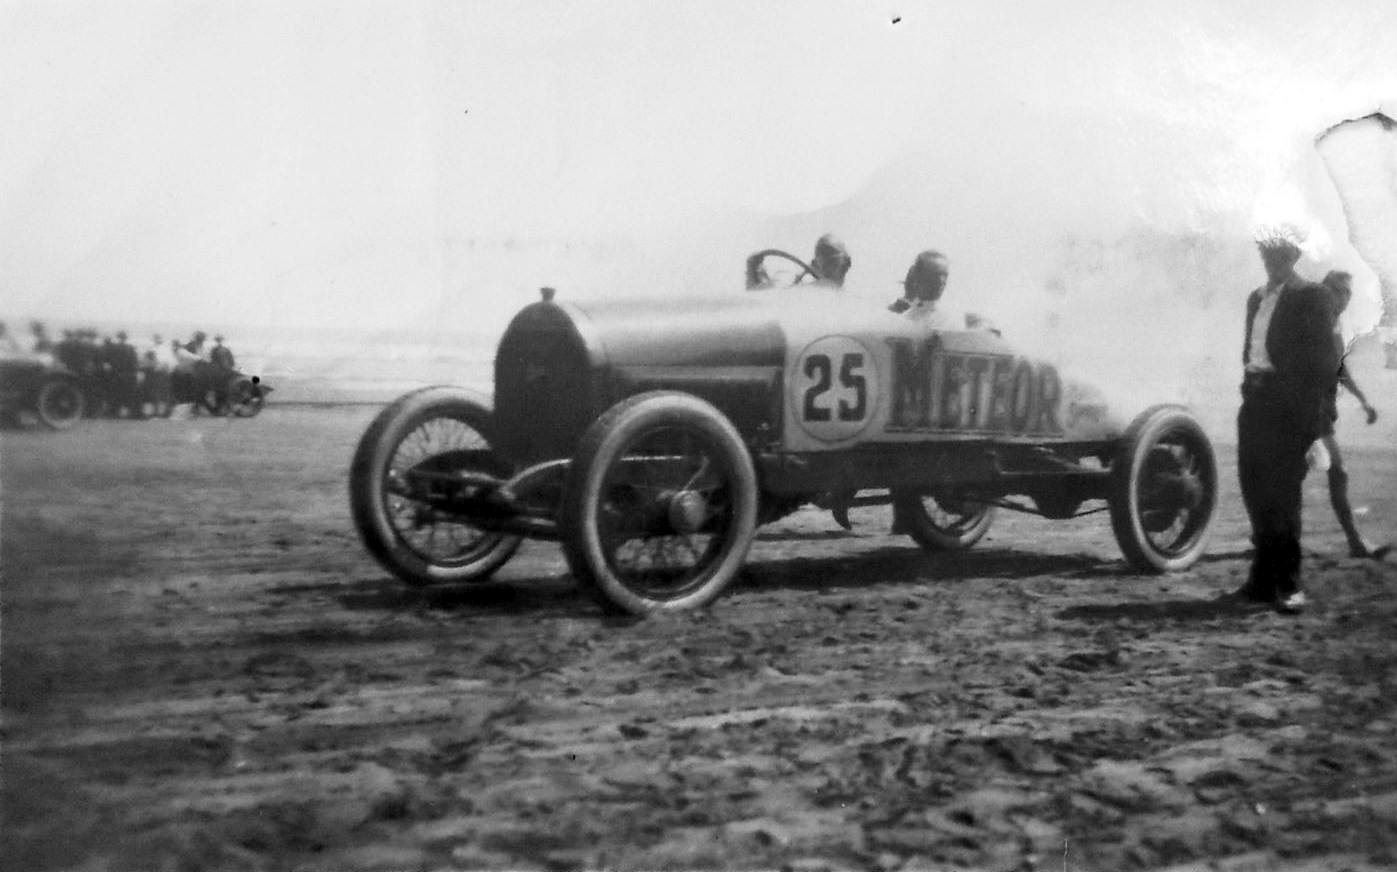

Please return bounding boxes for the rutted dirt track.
[5,406,1397,872]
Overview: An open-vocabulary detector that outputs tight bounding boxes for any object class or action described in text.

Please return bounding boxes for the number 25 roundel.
[792,335,881,442]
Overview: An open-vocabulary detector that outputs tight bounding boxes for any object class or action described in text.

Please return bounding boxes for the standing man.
[54,329,79,371]
[176,332,209,414]
[209,334,235,411]
[1317,270,1388,559]
[97,334,120,417]
[29,320,53,355]
[111,331,142,418]
[1234,231,1341,613]
[76,330,103,417]
[210,334,235,371]
[144,334,175,417]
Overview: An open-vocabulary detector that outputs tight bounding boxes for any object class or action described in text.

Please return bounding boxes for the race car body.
[493,289,1119,458]
[350,251,1217,615]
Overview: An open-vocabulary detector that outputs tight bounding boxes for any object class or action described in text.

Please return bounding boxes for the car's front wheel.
[1108,405,1217,572]
[561,391,759,615]
[35,378,85,430]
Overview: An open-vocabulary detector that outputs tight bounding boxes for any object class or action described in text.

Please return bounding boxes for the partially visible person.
[810,233,852,287]
[1318,270,1389,560]
[183,330,208,358]
[208,334,235,409]
[54,329,79,370]
[72,330,100,376]
[175,332,211,414]
[28,320,53,355]
[889,249,959,329]
[1232,231,1340,614]
[96,334,121,417]
[746,234,852,290]
[745,255,771,290]
[0,321,25,357]
[74,330,104,417]
[143,333,175,417]
[170,338,192,408]
[210,334,235,371]
[110,330,142,418]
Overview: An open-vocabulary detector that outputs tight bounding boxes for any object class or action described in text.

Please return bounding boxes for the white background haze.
[2,1,1395,414]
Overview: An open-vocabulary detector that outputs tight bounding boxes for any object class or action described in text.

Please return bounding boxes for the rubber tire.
[561,391,759,615]
[1108,404,1217,573]
[350,386,523,586]
[891,491,995,551]
[35,378,85,430]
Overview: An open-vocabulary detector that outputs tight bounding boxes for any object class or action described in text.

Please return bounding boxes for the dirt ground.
[4,405,1397,872]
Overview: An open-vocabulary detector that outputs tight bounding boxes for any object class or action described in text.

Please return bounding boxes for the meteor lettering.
[883,337,1063,435]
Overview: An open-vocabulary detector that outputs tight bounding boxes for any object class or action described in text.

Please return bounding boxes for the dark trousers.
[1237,379,1312,597]
[118,372,143,418]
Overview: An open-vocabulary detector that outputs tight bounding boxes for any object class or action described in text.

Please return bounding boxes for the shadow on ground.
[1056,595,1277,624]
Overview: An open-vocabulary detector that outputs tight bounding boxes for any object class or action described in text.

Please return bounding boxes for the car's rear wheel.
[350,386,522,586]
[1108,405,1217,572]
[891,490,995,550]
[561,391,759,615]
[35,378,85,430]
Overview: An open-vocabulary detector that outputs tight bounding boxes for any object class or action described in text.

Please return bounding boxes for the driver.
[745,233,852,290]
[810,233,852,287]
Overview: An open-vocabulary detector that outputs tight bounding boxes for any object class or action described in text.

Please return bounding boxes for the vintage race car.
[350,250,1219,615]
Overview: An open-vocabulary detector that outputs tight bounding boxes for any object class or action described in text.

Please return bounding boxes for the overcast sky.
[2,0,1395,336]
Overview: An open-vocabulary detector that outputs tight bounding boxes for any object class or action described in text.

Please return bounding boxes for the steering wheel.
[748,249,816,289]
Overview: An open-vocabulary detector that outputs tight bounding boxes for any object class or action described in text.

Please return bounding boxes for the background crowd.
[0,320,239,419]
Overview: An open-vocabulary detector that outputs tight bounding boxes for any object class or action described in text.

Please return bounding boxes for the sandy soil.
[4,405,1397,872]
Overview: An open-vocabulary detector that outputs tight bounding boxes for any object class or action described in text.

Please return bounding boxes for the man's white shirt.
[1246,279,1287,373]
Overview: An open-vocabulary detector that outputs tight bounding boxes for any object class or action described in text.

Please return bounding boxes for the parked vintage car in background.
[0,357,86,429]
[350,250,1219,615]
[164,364,271,419]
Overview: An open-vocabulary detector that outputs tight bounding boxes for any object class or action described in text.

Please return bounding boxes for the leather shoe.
[1217,586,1271,610]
[1276,591,1307,614]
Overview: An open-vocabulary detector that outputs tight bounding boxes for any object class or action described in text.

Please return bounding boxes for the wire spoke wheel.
[594,426,735,599]
[563,392,758,614]
[35,378,85,430]
[385,417,500,565]
[350,387,522,585]
[892,490,995,551]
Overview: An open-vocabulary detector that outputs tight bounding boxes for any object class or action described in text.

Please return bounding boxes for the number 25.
[803,353,866,422]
